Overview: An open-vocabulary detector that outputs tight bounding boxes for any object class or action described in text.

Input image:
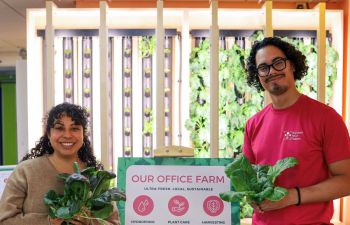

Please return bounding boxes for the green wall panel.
[1,83,17,165]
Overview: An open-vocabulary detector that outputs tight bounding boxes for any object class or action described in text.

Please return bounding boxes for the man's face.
[255,45,295,96]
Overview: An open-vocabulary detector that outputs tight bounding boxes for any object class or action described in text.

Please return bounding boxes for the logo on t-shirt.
[283,131,303,141]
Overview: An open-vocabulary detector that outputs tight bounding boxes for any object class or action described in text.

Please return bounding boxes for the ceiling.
[0,0,343,55]
[0,0,74,54]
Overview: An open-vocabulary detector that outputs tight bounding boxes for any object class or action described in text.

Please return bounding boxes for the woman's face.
[48,115,84,159]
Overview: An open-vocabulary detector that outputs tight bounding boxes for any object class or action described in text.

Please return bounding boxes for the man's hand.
[251,188,298,212]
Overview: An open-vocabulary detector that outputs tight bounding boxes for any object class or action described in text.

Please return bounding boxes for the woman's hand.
[48,217,64,225]
[48,217,87,225]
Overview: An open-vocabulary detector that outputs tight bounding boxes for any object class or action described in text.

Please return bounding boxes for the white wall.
[15,60,28,162]
[0,52,21,67]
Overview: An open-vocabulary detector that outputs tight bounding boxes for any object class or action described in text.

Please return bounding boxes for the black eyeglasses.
[256,57,288,77]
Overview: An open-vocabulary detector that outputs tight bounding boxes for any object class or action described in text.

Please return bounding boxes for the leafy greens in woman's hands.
[44,162,126,224]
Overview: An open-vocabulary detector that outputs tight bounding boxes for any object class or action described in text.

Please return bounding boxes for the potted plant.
[83,88,91,98]
[83,68,91,78]
[124,146,131,156]
[164,87,171,97]
[65,88,72,98]
[164,126,170,136]
[124,67,132,77]
[143,116,153,136]
[164,68,171,77]
[124,107,131,116]
[84,48,92,58]
[144,87,151,97]
[144,147,151,156]
[164,107,170,116]
[64,69,72,78]
[139,36,156,58]
[144,67,152,77]
[124,47,131,56]
[164,47,171,55]
[85,107,91,118]
[144,108,152,117]
[124,87,132,97]
[124,127,131,136]
[64,49,72,59]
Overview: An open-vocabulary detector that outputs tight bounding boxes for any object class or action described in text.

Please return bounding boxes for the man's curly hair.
[22,102,103,170]
[246,37,308,91]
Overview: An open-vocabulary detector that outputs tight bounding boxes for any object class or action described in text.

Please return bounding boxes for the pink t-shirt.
[243,94,350,225]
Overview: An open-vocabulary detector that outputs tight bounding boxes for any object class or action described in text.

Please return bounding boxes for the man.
[243,37,350,225]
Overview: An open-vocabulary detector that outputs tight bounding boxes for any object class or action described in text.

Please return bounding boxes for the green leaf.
[267,157,298,183]
[109,187,127,201]
[230,170,257,192]
[57,173,70,181]
[225,154,256,181]
[219,191,251,203]
[266,187,288,201]
[91,170,116,198]
[56,207,72,219]
[44,190,61,205]
[253,186,273,203]
[91,203,114,219]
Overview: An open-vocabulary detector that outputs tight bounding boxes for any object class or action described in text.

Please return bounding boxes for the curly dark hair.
[22,102,103,170]
[246,37,308,91]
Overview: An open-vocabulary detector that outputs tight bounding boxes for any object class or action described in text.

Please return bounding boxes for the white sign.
[0,166,15,198]
[125,165,231,225]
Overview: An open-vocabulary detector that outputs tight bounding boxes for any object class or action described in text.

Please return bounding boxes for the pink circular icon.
[133,195,154,216]
[203,196,224,216]
[168,195,189,216]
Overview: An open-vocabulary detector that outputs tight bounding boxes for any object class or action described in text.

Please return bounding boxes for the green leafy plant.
[220,154,298,204]
[185,39,264,158]
[64,69,72,78]
[284,37,339,104]
[64,88,72,98]
[139,36,156,58]
[124,146,132,156]
[124,87,132,97]
[144,67,152,77]
[124,107,131,116]
[124,127,131,136]
[84,48,92,58]
[144,87,151,97]
[164,47,171,55]
[84,88,91,98]
[124,48,131,56]
[144,107,152,117]
[44,162,126,225]
[143,111,153,136]
[83,68,91,78]
[64,49,72,58]
[124,68,132,77]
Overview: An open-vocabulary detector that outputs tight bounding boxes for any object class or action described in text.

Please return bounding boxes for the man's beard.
[268,82,288,95]
[264,74,288,96]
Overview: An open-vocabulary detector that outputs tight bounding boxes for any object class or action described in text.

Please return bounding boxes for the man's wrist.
[286,188,299,206]
[295,186,301,206]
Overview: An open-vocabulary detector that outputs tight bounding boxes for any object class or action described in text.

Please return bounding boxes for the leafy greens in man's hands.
[220,154,298,204]
[44,162,126,224]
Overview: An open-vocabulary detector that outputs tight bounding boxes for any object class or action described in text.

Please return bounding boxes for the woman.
[0,103,120,225]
